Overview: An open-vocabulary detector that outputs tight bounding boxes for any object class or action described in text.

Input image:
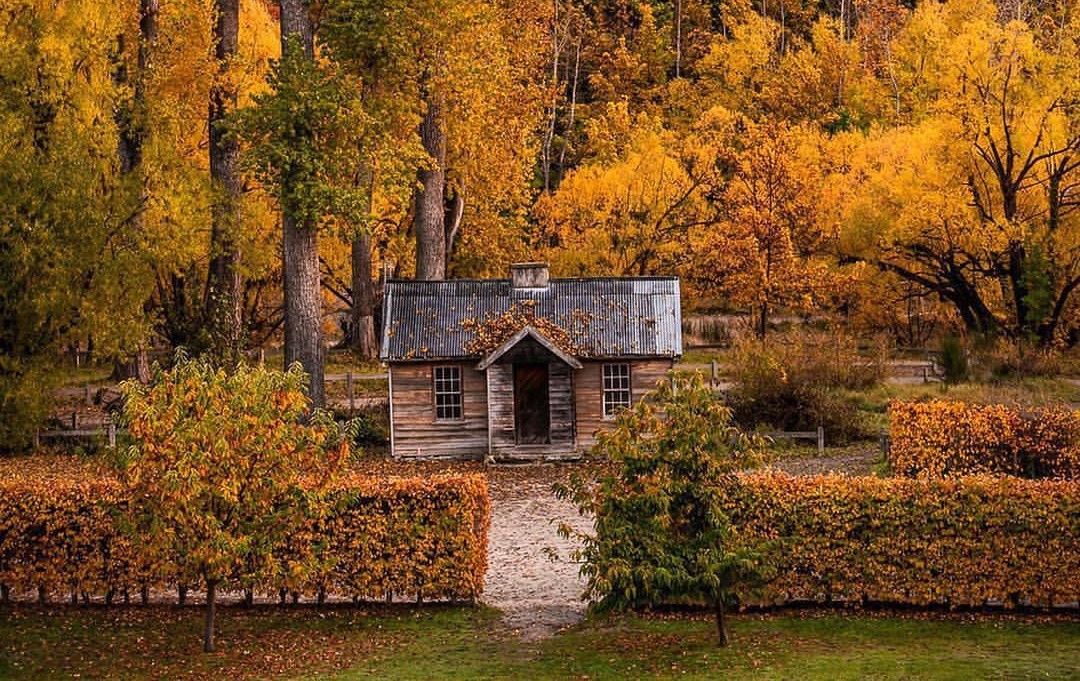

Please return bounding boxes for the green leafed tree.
[229,21,369,406]
[116,356,350,652]
[557,373,770,645]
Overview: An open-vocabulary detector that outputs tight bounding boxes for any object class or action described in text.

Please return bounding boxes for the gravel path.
[483,466,592,641]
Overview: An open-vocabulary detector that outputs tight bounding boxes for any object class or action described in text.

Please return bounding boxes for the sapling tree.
[557,372,770,645]
[116,355,349,652]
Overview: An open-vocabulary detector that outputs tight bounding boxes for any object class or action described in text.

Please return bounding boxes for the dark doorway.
[513,363,550,444]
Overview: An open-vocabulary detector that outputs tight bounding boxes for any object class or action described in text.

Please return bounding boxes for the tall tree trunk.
[413,85,446,281]
[203,579,218,653]
[714,595,729,646]
[350,230,378,359]
[279,0,314,54]
[279,0,324,406]
[284,213,325,406]
[350,160,378,359]
[444,189,464,274]
[205,0,244,364]
[112,0,157,382]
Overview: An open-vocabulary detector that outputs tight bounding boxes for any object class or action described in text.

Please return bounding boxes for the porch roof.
[476,326,583,371]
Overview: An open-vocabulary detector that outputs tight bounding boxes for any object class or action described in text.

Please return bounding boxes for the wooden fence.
[35,412,117,449]
[765,426,826,454]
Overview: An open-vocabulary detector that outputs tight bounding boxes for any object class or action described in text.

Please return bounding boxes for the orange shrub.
[889,401,1080,479]
[0,460,489,603]
[723,471,1080,608]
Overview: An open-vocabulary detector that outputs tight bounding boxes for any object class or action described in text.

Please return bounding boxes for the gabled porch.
[478,326,581,461]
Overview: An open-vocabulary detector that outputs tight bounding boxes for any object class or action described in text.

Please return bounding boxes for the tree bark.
[284,213,325,407]
[714,595,729,646]
[111,349,151,383]
[444,189,464,274]
[279,0,313,54]
[350,230,378,359]
[203,579,217,653]
[205,0,244,364]
[413,85,447,281]
[279,0,324,407]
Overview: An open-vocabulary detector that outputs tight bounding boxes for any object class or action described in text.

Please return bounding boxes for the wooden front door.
[513,363,550,444]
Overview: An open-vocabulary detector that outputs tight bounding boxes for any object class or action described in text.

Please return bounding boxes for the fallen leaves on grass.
[0,605,402,680]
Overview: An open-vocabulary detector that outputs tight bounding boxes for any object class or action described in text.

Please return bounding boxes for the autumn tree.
[840,4,1080,345]
[320,0,425,356]
[534,103,728,276]
[556,373,768,645]
[0,0,165,445]
[691,119,838,337]
[117,357,349,652]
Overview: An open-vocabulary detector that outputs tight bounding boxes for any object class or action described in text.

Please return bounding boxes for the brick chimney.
[510,262,550,289]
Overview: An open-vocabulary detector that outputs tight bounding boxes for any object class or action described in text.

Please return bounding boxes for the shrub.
[0,357,60,452]
[977,339,1067,379]
[940,334,969,384]
[725,331,885,443]
[0,459,489,606]
[557,373,768,645]
[889,400,1080,479]
[722,471,1080,609]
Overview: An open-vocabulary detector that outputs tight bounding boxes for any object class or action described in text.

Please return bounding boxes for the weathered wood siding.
[389,357,675,459]
[389,362,488,458]
[487,363,515,454]
[549,362,575,446]
[575,359,674,450]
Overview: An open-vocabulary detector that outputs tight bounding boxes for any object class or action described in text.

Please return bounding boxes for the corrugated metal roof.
[380,277,682,361]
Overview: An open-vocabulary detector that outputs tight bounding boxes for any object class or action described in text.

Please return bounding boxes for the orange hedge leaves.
[723,471,1080,608]
[0,461,489,603]
[889,401,1080,479]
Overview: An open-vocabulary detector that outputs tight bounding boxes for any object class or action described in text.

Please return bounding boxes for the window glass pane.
[602,363,631,417]
[434,366,463,420]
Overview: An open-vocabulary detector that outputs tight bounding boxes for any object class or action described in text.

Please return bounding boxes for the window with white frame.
[602,363,631,417]
[433,366,463,420]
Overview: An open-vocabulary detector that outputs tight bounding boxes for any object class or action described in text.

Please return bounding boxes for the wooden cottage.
[380,263,683,460]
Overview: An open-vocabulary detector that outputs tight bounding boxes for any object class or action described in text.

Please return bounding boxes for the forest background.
[2,0,1078,441]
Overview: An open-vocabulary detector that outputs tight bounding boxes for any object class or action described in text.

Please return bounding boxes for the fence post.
[347,371,355,415]
[71,411,78,429]
[33,430,40,450]
[259,348,265,365]
[107,420,116,449]
[710,360,718,388]
[85,383,92,405]
[817,426,825,455]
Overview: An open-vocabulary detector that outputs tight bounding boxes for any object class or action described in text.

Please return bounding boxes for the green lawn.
[2,605,1077,680]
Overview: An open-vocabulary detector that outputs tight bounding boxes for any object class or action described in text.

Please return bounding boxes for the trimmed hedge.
[724,471,1080,608]
[0,462,489,603]
[889,400,1080,479]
